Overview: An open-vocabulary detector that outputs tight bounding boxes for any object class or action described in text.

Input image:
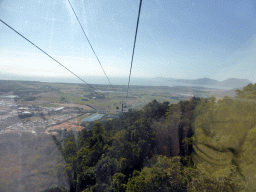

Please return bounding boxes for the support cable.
[0,19,106,99]
[125,0,142,104]
[67,0,115,93]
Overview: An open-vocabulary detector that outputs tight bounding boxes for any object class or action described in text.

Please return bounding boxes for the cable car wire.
[0,19,106,99]
[125,0,142,104]
[67,0,115,93]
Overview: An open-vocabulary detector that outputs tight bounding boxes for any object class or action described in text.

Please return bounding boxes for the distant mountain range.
[154,77,252,88]
[0,72,253,89]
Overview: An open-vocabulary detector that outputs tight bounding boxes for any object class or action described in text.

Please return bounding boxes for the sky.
[1,0,256,83]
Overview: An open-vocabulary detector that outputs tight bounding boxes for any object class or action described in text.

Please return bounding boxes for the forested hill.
[44,84,256,192]
[48,83,256,192]
[154,77,252,88]
[172,77,252,88]
[50,98,201,192]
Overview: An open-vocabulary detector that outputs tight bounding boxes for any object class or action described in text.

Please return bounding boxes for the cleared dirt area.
[48,121,84,132]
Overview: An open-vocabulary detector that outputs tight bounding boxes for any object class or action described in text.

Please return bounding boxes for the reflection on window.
[0,0,256,191]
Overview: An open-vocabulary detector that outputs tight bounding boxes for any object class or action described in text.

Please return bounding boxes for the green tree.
[142,100,170,120]
[107,173,127,192]
[52,131,78,192]
[235,83,256,100]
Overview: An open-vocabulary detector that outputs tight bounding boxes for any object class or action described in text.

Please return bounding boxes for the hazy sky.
[1,0,256,82]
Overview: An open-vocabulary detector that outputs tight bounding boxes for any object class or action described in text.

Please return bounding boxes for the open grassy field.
[1,80,236,112]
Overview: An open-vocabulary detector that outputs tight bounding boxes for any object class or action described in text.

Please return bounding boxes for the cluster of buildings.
[0,97,80,135]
